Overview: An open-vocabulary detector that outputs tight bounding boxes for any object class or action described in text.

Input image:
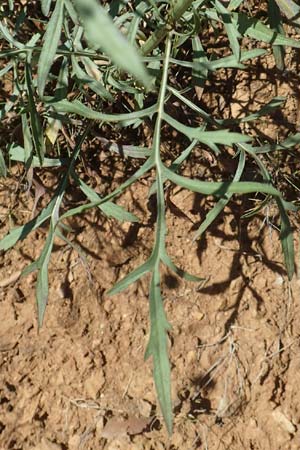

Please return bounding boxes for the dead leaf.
[126,415,151,435]
[101,415,151,440]
[101,418,128,439]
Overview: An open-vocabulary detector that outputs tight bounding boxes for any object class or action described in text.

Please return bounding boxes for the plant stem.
[141,0,194,55]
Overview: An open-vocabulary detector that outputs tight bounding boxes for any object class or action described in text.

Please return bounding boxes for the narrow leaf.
[163,113,251,148]
[9,144,66,167]
[145,268,173,435]
[100,202,139,222]
[161,252,204,282]
[275,0,300,26]
[41,0,53,16]
[36,229,55,327]
[215,0,241,60]
[268,0,285,70]
[0,149,6,177]
[54,99,157,122]
[25,62,46,164]
[0,204,52,251]
[72,0,150,87]
[71,55,113,100]
[61,158,154,220]
[233,11,300,47]
[37,0,64,98]
[276,198,295,280]
[193,150,246,240]
[163,165,282,197]
[76,175,139,222]
[108,258,154,295]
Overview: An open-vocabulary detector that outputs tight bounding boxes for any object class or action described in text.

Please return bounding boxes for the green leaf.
[98,139,151,158]
[75,175,139,222]
[144,267,173,435]
[163,164,282,197]
[61,157,154,220]
[0,201,53,251]
[71,55,113,100]
[72,0,150,87]
[9,144,66,167]
[228,0,244,11]
[250,132,300,153]
[37,0,64,98]
[161,251,204,282]
[53,99,157,122]
[0,149,7,177]
[25,62,46,164]
[100,202,139,222]
[268,0,285,70]
[233,11,300,47]
[41,0,53,16]
[276,198,295,280]
[192,35,208,91]
[35,230,55,327]
[240,96,285,122]
[215,0,241,60]
[193,150,246,240]
[274,0,300,26]
[162,112,251,151]
[108,258,154,295]
[0,21,24,49]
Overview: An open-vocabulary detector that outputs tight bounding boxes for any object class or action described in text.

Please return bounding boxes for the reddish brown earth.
[1,172,300,450]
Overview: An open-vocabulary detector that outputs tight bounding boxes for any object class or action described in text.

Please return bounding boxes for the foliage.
[0,0,300,433]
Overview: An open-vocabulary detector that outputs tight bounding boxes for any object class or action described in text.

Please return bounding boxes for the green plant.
[0,0,299,434]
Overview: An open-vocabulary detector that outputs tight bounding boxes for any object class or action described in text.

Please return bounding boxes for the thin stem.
[141,0,194,55]
[153,35,172,255]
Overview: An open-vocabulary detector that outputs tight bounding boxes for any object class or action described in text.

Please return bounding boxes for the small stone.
[95,416,105,437]
[274,275,284,287]
[272,408,296,434]
[186,350,196,364]
[193,311,204,321]
[138,399,152,418]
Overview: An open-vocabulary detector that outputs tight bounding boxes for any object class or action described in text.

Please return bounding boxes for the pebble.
[272,408,296,435]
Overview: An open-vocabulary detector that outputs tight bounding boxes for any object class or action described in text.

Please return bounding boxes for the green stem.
[152,35,172,257]
[141,0,194,55]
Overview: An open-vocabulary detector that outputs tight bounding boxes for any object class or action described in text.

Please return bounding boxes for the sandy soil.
[1,172,300,450]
